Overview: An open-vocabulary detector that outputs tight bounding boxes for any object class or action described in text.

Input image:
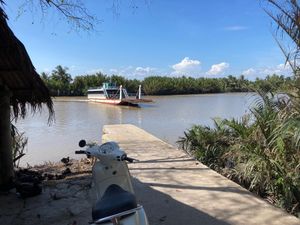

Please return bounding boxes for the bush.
[178,91,300,216]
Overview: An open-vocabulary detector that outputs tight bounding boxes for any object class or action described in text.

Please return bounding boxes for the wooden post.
[0,85,14,190]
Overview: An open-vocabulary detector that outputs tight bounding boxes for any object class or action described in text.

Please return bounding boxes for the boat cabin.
[87,83,128,100]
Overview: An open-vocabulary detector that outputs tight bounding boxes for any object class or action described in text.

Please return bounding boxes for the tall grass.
[11,124,28,168]
[178,91,300,216]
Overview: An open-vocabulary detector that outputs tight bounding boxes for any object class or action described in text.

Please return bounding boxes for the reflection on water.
[17,93,255,165]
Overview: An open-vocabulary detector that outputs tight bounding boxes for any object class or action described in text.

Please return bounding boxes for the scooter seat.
[92,184,137,221]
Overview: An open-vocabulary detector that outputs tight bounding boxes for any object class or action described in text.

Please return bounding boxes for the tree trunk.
[0,85,14,190]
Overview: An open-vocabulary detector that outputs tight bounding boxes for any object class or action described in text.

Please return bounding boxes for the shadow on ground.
[133,177,231,225]
[0,172,230,225]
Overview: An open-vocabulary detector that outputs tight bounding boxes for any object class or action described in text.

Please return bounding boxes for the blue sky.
[4,0,292,79]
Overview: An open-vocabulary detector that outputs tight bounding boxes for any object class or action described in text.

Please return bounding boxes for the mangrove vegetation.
[41,65,292,96]
[178,90,300,216]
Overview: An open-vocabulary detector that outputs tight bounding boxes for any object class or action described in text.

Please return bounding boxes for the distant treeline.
[41,65,293,96]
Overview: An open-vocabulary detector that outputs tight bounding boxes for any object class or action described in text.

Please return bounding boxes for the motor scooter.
[75,140,149,225]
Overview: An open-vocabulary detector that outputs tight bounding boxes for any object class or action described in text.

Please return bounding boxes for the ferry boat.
[87,82,152,106]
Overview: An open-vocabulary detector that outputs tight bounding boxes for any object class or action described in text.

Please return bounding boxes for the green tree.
[49,65,72,96]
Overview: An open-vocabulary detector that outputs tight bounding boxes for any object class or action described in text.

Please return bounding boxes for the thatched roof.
[0,2,54,120]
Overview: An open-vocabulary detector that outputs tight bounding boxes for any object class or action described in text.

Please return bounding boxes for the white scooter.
[75,140,149,225]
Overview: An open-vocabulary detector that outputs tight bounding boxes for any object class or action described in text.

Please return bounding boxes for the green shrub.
[178,92,300,216]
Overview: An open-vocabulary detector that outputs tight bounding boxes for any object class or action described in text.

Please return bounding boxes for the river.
[16,93,255,165]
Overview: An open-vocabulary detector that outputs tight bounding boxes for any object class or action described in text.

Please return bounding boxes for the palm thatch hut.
[0,1,54,190]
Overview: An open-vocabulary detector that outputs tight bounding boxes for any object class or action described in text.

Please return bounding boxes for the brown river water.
[16,93,255,166]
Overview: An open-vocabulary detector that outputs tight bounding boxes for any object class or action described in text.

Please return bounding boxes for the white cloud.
[135,66,155,74]
[86,68,104,74]
[263,63,291,75]
[109,68,119,74]
[134,67,156,77]
[109,66,133,76]
[206,62,229,75]
[70,65,77,70]
[224,26,248,31]
[171,57,201,75]
[108,66,156,79]
[242,68,256,76]
[242,64,292,78]
[42,68,51,73]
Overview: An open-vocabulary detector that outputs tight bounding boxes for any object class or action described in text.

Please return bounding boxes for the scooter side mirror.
[79,139,86,148]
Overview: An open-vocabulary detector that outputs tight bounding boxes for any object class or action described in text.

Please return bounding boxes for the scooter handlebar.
[124,156,134,163]
[75,150,86,154]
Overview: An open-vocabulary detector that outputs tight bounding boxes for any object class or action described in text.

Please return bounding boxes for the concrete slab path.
[102,124,300,225]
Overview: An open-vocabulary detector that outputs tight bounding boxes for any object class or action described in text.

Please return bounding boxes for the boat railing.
[88,84,118,90]
[106,89,120,99]
[88,86,102,90]
[123,89,129,98]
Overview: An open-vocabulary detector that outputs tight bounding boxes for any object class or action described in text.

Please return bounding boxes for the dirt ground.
[0,159,95,225]
[0,158,172,225]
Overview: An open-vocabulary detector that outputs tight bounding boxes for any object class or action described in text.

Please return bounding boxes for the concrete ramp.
[102,124,300,225]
